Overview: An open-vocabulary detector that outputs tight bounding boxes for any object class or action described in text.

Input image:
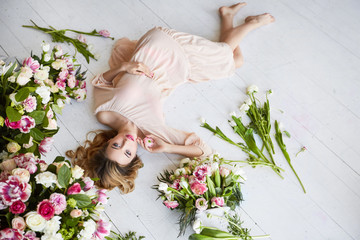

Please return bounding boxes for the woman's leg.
[219,3,275,68]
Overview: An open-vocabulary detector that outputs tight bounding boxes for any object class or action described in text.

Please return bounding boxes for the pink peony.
[170,179,181,190]
[13,154,38,174]
[49,193,67,214]
[211,197,224,207]
[77,34,87,43]
[67,183,81,195]
[164,200,179,209]
[94,219,111,240]
[19,115,35,133]
[0,176,31,205]
[195,197,208,211]
[67,75,76,88]
[98,29,111,37]
[83,177,94,191]
[0,228,24,240]
[12,216,26,232]
[23,57,40,72]
[10,200,26,214]
[5,118,22,129]
[58,69,68,81]
[193,165,211,182]
[190,181,208,196]
[55,80,66,91]
[97,189,108,204]
[38,137,54,155]
[37,199,55,220]
[22,96,37,113]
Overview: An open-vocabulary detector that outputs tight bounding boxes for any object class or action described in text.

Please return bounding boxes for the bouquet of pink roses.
[154,154,245,236]
[0,41,87,158]
[0,155,111,240]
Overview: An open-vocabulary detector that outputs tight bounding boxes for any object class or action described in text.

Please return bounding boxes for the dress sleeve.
[92,73,114,88]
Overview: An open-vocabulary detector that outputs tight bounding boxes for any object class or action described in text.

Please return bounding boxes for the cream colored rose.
[7,142,21,153]
[34,69,49,81]
[71,165,84,179]
[70,209,83,218]
[35,171,57,187]
[12,168,30,183]
[51,59,66,70]
[12,216,26,231]
[25,211,46,232]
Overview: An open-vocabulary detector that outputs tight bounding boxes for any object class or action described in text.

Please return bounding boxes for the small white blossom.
[44,54,51,62]
[229,111,237,117]
[199,117,206,125]
[41,41,51,52]
[245,98,252,106]
[246,85,259,94]
[179,158,190,168]
[239,103,250,113]
[192,218,202,234]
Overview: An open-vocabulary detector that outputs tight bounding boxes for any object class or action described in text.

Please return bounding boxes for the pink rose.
[94,219,111,240]
[58,69,68,81]
[39,137,54,155]
[22,96,37,113]
[49,193,67,214]
[195,197,208,211]
[193,165,211,182]
[211,197,224,207]
[0,176,31,205]
[98,29,111,37]
[97,189,108,204]
[23,57,40,72]
[67,183,81,195]
[12,216,26,232]
[164,200,179,209]
[190,181,208,195]
[77,34,87,43]
[0,228,23,240]
[70,209,82,218]
[5,118,22,129]
[19,115,35,133]
[67,75,76,88]
[83,177,94,191]
[37,199,55,220]
[10,200,27,214]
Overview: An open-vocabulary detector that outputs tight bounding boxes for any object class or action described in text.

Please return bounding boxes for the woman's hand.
[123,61,154,78]
[137,135,169,153]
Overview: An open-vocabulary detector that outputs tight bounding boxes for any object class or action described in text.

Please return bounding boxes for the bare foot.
[219,2,247,17]
[245,13,275,27]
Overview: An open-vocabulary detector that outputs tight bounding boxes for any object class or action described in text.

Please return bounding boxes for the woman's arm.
[103,62,154,82]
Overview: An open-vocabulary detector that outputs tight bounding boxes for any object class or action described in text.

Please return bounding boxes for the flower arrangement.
[0,155,111,240]
[201,85,306,193]
[0,42,87,158]
[154,154,245,236]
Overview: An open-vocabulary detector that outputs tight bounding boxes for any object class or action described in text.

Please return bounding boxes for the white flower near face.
[35,85,51,104]
[25,211,46,232]
[71,165,84,179]
[192,218,202,234]
[229,120,236,127]
[80,219,96,239]
[35,171,57,188]
[34,69,49,81]
[247,84,259,94]
[41,41,51,52]
[43,216,61,236]
[179,158,190,168]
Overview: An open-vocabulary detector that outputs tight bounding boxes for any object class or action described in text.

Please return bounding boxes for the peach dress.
[92,27,235,157]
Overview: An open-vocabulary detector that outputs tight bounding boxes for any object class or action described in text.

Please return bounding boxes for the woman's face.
[106,133,138,165]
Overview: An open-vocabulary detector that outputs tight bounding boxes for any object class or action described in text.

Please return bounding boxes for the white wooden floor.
[1,0,360,239]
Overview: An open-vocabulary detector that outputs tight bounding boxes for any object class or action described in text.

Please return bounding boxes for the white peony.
[192,218,202,234]
[35,86,51,104]
[246,84,259,94]
[43,216,61,236]
[179,158,190,168]
[25,212,46,232]
[41,41,51,52]
[34,69,49,81]
[35,171,57,187]
[80,219,96,239]
[71,165,84,179]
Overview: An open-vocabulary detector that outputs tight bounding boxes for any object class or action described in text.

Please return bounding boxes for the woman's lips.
[126,134,135,141]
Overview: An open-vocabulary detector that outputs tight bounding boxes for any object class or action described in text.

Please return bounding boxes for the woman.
[66,2,275,193]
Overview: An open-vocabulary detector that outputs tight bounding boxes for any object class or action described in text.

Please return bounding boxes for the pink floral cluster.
[5,116,35,134]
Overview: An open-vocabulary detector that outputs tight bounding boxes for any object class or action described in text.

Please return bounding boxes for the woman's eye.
[126,150,131,156]
[113,143,119,148]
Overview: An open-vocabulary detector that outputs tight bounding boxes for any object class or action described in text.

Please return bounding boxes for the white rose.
[9,93,20,105]
[246,84,259,94]
[56,99,65,108]
[41,233,63,240]
[43,216,61,236]
[179,158,190,168]
[71,165,84,179]
[35,86,51,104]
[80,219,96,238]
[25,212,46,232]
[44,118,58,130]
[41,41,51,52]
[16,72,31,86]
[12,168,30,183]
[35,171,57,187]
[192,218,202,234]
[34,69,49,81]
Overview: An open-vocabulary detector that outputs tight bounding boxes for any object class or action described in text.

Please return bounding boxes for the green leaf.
[15,88,30,102]
[51,104,62,115]
[30,128,45,141]
[66,218,79,227]
[54,156,65,162]
[6,106,21,122]
[283,130,291,138]
[28,111,45,124]
[58,164,71,188]
[14,133,30,144]
[70,194,92,208]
